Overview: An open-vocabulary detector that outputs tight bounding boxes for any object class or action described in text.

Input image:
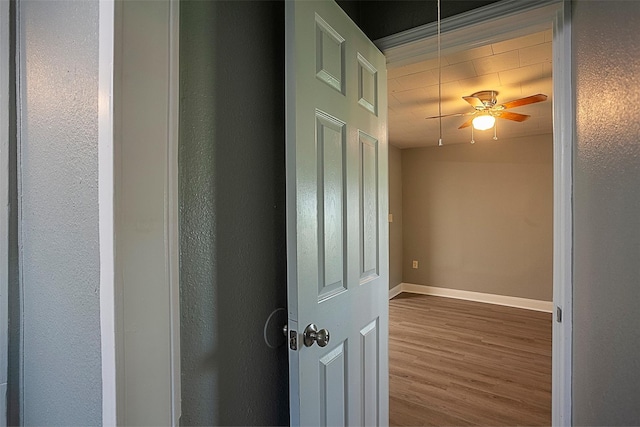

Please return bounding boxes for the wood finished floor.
[389,293,552,426]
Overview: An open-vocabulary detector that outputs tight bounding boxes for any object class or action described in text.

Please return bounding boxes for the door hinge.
[556,306,563,323]
[289,330,298,351]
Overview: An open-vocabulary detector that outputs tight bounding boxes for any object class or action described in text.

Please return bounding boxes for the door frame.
[1,1,10,423]
[98,0,181,424]
[376,0,573,425]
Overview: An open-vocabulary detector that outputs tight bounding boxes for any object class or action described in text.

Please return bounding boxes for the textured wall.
[17,1,102,424]
[6,2,18,423]
[388,144,403,289]
[179,1,288,425]
[573,1,640,424]
[401,135,553,301]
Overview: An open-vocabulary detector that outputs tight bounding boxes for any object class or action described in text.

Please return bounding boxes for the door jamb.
[1,1,10,423]
[376,1,573,425]
[99,0,181,424]
[98,1,116,424]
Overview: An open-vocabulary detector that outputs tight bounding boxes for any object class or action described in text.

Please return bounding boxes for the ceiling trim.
[376,0,561,67]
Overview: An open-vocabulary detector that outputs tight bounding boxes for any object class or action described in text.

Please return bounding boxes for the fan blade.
[499,94,547,109]
[496,111,530,122]
[463,96,484,108]
[425,112,474,120]
[458,118,474,129]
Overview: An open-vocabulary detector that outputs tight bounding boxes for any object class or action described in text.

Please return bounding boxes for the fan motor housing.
[471,90,498,108]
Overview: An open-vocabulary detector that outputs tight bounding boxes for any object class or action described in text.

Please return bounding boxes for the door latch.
[283,324,298,350]
[289,330,298,350]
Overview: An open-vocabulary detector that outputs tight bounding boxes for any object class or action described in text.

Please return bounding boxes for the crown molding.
[376,0,562,67]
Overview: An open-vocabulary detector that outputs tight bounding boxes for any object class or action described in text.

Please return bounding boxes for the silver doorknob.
[303,323,330,347]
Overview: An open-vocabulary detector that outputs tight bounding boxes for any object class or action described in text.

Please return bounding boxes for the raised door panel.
[359,131,379,283]
[315,14,345,94]
[319,343,347,427]
[360,319,380,426]
[357,53,378,115]
[316,111,347,301]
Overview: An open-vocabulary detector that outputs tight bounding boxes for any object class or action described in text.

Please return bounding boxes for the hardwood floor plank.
[390,293,552,426]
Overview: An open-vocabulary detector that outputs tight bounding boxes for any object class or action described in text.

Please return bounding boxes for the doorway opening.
[377,1,572,425]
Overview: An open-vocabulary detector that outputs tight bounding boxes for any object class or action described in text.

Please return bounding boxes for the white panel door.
[285,1,388,425]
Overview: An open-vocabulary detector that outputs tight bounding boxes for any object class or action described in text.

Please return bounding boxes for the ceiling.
[387,29,553,148]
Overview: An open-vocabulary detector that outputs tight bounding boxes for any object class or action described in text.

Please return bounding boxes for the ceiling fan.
[426,90,548,131]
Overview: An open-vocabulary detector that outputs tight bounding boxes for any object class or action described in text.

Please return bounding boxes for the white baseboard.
[389,283,403,300]
[390,282,553,313]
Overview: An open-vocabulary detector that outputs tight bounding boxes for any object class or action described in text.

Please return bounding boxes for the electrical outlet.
[412,260,418,269]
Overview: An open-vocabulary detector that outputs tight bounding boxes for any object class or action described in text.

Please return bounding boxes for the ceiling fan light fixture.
[472,114,496,131]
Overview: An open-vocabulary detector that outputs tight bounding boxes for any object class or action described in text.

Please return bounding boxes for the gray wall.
[179,1,288,425]
[388,144,403,289]
[401,135,553,301]
[572,1,640,424]
[15,1,102,424]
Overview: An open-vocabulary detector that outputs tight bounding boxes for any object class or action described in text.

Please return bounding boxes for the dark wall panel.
[179,1,288,425]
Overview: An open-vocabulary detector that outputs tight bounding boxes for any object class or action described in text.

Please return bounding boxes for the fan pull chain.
[437,0,443,147]
[471,126,475,144]
[493,120,498,140]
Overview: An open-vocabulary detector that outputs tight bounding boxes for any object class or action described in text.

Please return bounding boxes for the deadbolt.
[303,323,330,347]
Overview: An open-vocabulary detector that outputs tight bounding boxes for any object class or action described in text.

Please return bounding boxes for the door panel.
[319,343,347,426]
[360,131,379,282]
[316,111,347,301]
[286,1,388,425]
[357,53,378,115]
[315,14,345,94]
[361,319,380,427]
